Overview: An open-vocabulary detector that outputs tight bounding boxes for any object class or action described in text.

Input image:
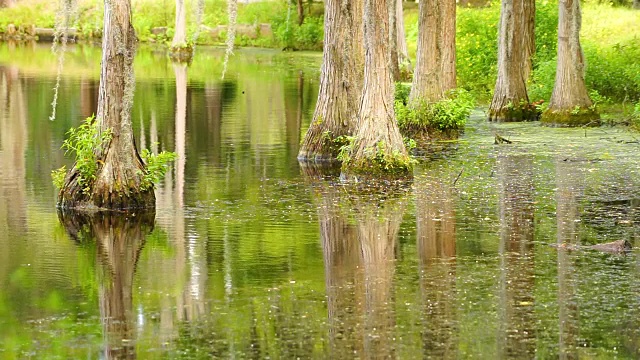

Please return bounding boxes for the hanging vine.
[50,0,78,121]
[221,0,237,79]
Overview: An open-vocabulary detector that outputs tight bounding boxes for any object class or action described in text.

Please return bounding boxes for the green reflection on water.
[1,42,640,358]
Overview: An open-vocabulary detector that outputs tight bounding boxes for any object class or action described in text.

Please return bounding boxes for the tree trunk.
[395,0,411,74]
[523,0,535,81]
[634,0,640,10]
[344,0,410,177]
[409,0,455,103]
[488,0,535,122]
[298,0,364,162]
[59,0,154,210]
[172,0,187,47]
[441,0,456,92]
[296,0,305,25]
[388,0,401,81]
[0,0,15,7]
[541,0,599,126]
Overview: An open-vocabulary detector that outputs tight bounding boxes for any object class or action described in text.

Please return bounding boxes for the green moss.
[541,107,601,127]
[341,141,414,179]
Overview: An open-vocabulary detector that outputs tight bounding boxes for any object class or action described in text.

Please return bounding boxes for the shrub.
[140,148,178,191]
[396,89,475,132]
[54,116,111,193]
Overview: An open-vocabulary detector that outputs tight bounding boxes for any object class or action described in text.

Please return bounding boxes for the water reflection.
[0,65,28,236]
[415,169,457,358]
[306,167,406,359]
[556,158,584,359]
[497,152,536,358]
[59,210,155,359]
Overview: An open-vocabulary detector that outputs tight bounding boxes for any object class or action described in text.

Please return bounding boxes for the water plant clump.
[395,87,475,141]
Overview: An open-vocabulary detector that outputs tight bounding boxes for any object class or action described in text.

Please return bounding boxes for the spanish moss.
[49,0,77,121]
[221,0,237,79]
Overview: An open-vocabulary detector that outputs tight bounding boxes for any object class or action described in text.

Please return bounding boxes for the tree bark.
[298,0,364,162]
[488,0,535,122]
[172,0,187,47]
[409,0,456,103]
[59,0,154,210]
[344,0,410,177]
[441,0,457,92]
[395,0,411,75]
[541,0,599,126]
[388,0,401,81]
[523,0,535,81]
[296,0,305,25]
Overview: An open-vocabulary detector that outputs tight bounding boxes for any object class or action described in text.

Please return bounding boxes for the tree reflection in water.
[59,210,155,359]
[556,158,583,360]
[303,164,406,359]
[497,151,536,358]
[415,169,457,358]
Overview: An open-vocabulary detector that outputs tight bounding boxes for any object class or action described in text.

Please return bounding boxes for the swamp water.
[1,42,640,359]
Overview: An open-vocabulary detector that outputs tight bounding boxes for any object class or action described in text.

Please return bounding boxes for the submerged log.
[552,240,633,254]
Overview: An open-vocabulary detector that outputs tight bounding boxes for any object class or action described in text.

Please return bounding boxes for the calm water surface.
[1,42,640,359]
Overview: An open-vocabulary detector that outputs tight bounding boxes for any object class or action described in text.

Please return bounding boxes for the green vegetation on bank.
[0,0,325,50]
[1,0,638,108]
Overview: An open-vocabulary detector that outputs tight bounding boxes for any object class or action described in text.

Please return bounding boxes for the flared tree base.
[400,125,461,145]
[169,45,193,63]
[341,154,413,181]
[540,108,600,127]
[58,168,156,211]
[488,106,540,122]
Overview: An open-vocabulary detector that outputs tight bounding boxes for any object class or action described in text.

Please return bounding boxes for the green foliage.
[336,136,355,164]
[529,59,556,102]
[272,11,323,50]
[51,165,66,190]
[140,148,178,191]
[396,89,475,132]
[455,5,500,98]
[394,82,411,105]
[631,102,640,129]
[584,40,640,101]
[60,116,111,193]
